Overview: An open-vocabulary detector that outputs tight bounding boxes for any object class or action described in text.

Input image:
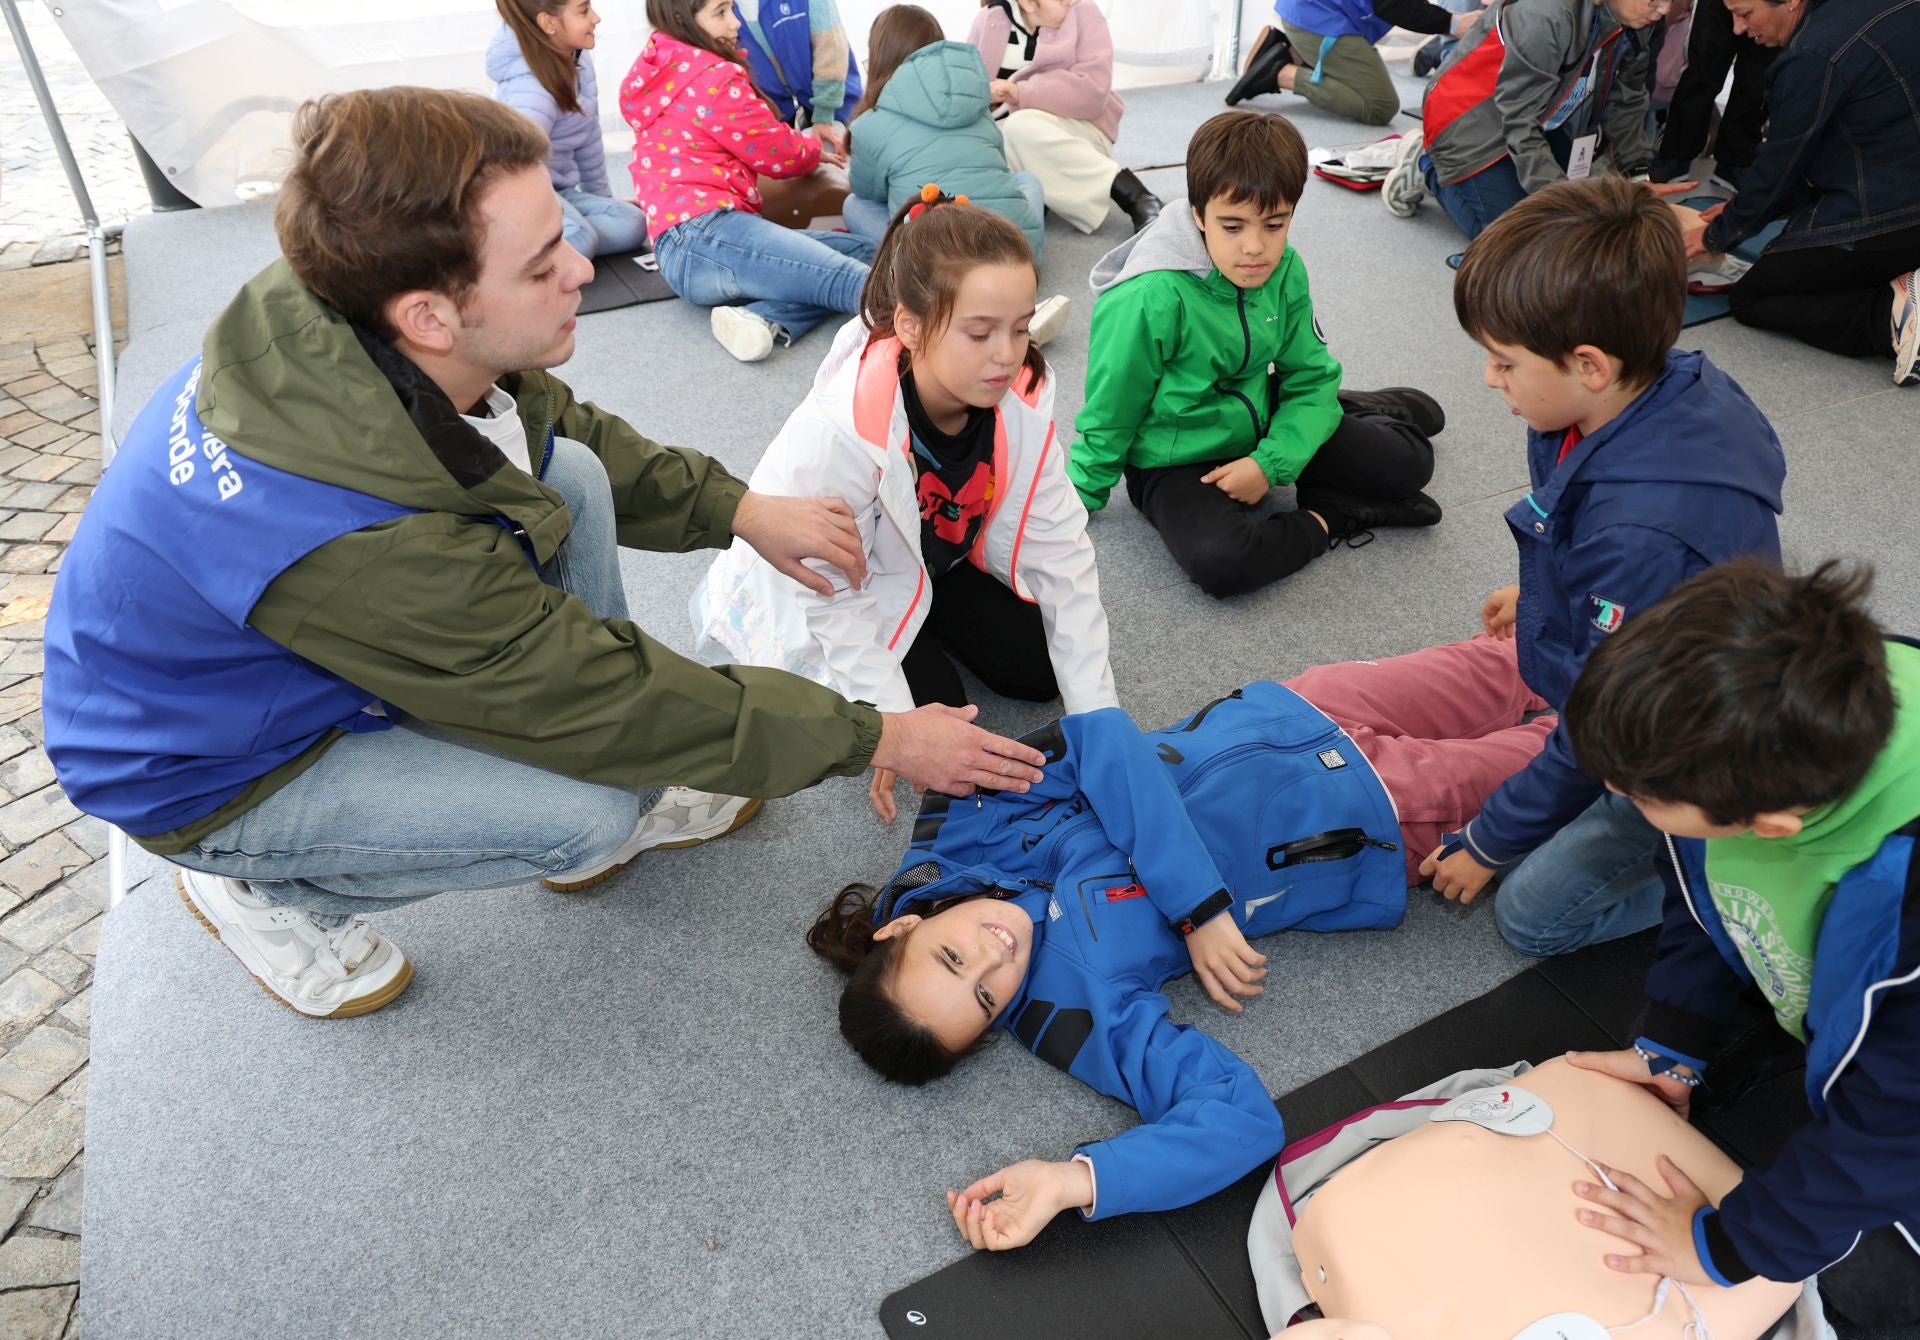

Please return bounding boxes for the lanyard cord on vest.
[1429,1087,1716,1340]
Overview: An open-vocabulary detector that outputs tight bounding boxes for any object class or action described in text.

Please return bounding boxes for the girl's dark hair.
[496,0,583,117]
[859,194,1048,386]
[806,882,993,1085]
[1565,559,1895,826]
[851,6,945,120]
[644,0,779,110]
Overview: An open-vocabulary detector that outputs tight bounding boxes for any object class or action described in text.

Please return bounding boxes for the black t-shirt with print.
[902,373,996,577]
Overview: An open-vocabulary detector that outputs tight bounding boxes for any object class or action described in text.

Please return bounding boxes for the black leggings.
[900,561,1058,708]
[1729,224,1920,358]
[1123,409,1435,600]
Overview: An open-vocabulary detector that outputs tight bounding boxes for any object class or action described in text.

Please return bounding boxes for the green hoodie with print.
[134,261,880,855]
[1068,195,1344,511]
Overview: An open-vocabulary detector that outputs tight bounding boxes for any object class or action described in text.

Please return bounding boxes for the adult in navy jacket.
[809,681,1417,1247]
[734,0,862,133]
[1440,349,1785,958]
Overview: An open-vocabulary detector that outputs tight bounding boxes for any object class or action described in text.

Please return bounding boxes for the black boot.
[1336,386,1447,437]
[1299,485,1443,547]
[1226,27,1296,106]
[1110,168,1163,233]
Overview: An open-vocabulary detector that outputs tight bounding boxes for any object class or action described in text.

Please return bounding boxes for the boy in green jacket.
[1070,111,1444,598]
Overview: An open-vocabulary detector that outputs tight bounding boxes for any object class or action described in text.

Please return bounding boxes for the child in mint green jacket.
[1070,111,1445,598]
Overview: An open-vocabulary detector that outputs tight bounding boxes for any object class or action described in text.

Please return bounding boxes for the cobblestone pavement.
[1,1,149,263]
[0,332,106,1339]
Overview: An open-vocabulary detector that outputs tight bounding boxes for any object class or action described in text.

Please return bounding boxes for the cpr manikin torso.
[1284,1060,1804,1340]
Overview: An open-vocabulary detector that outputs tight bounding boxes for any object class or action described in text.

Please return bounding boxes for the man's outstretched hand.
[873,704,1045,799]
[731,489,868,597]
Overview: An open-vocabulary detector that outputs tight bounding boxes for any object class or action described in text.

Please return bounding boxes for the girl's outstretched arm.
[946,1158,1092,1251]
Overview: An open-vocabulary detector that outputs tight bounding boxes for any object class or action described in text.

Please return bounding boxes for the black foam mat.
[881,930,1661,1340]
[577,249,675,314]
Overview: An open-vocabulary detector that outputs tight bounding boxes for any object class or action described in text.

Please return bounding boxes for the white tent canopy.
[53,0,1269,208]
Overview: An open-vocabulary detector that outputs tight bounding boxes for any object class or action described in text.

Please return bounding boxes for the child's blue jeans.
[652,207,876,342]
[1492,790,1665,957]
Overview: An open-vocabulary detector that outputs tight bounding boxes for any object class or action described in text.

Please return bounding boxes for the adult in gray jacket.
[1382,0,1688,237]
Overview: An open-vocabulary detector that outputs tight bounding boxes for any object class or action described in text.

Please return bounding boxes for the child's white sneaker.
[175,869,412,1018]
[711,305,777,363]
[543,788,764,891]
[1383,130,1426,219]
[1893,268,1920,387]
[1030,294,1072,348]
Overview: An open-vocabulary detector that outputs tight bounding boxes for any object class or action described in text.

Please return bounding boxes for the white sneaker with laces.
[1893,268,1920,387]
[1383,130,1427,219]
[711,305,777,362]
[175,869,411,1018]
[543,788,765,891]
[1030,294,1072,348]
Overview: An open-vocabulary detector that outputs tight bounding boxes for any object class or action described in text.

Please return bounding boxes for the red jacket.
[619,32,821,235]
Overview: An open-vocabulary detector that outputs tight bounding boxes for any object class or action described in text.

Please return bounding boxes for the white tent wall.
[51,0,1244,209]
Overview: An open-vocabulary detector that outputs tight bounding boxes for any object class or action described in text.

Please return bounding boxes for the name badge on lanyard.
[1567,133,1599,179]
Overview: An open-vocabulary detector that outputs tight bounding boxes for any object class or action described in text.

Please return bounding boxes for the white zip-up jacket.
[691,318,1117,716]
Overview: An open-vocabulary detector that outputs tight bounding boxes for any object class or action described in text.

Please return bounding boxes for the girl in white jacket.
[692,190,1116,820]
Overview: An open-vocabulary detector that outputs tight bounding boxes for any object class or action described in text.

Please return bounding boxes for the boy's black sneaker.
[1110,169,1163,233]
[1225,27,1296,106]
[1299,485,1443,547]
[1337,387,1447,437]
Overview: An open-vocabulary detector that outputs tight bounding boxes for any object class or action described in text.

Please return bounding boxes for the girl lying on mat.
[1254,1058,1820,1340]
[808,639,1558,1249]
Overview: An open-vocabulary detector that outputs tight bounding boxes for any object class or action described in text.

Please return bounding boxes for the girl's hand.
[1574,1156,1715,1285]
[1201,456,1271,505]
[1481,584,1520,637]
[947,1159,1093,1251]
[988,78,1021,107]
[1564,1048,1698,1119]
[807,125,848,168]
[1185,913,1268,1014]
[869,768,899,824]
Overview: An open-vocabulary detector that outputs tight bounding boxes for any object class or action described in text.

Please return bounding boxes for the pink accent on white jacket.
[618,32,822,235]
[967,0,1126,144]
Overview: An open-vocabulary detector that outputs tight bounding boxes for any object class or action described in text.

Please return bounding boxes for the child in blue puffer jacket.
[808,635,1561,1248]
[488,0,647,259]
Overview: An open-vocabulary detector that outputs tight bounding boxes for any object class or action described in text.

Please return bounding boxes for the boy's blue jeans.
[174,438,664,920]
[1492,791,1666,957]
[652,207,876,342]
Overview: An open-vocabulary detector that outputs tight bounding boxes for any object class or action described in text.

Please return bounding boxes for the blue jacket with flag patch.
[1638,808,1920,1286]
[871,684,1406,1220]
[1460,350,1784,870]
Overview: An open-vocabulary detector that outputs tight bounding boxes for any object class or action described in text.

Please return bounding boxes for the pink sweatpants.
[1283,636,1555,886]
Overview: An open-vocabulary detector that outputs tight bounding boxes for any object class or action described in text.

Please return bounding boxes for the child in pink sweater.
[622,0,876,362]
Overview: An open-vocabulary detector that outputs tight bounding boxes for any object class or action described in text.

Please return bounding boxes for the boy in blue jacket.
[1421,176,1786,956]
[1560,561,1920,1328]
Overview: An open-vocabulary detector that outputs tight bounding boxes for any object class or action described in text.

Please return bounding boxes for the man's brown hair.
[1453,176,1685,390]
[274,87,549,339]
[1186,111,1308,216]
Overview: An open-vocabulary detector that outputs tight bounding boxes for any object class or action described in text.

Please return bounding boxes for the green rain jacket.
[1068,197,1343,511]
[138,262,880,854]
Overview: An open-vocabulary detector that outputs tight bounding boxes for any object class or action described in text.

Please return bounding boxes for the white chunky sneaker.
[1029,293,1072,348]
[1382,130,1427,219]
[175,869,412,1018]
[543,788,765,892]
[1893,268,1920,387]
[711,305,778,362]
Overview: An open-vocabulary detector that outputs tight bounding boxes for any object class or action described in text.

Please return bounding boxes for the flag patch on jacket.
[1589,594,1626,633]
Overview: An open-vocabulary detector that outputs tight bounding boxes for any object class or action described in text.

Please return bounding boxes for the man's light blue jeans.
[1492,791,1666,957]
[651,206,876,342]
[176,438,662,920]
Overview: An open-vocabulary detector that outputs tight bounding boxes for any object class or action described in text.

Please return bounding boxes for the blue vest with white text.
[736,0,863,124]
[42,358,415,835]
[1274,0,1394,46]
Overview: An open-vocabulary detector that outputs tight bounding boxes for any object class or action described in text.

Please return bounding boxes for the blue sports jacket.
[735,0,862,126]
[1638,799,1920,1285]
[872,684,1406,1220]
[1703,0,1920,253]
[1461,350,1784,869]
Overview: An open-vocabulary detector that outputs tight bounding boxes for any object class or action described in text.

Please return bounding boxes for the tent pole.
[1214,0,1248,78]
[2,0,129,908]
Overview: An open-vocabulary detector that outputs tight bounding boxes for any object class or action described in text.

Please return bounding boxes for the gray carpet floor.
[86,74,1919,1338]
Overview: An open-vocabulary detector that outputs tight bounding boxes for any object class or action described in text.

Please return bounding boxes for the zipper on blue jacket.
[1172,687,1245,734]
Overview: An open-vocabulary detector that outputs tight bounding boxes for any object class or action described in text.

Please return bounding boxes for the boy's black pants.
[1728,223,1920,359]
[901,561,1058,708]
[1123,409,1435,600]
[1693,1011,1920,1325]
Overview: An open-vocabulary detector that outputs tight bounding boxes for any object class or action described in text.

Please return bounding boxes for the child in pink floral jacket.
[621,0,876,362]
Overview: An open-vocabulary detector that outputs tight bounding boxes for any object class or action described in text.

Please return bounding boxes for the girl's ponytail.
[806,882,884,974]
[858,185,1049,387]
